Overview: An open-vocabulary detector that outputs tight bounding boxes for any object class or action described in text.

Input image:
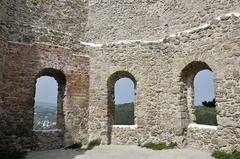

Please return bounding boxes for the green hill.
[114,103,134,125]
[195,106,217,126]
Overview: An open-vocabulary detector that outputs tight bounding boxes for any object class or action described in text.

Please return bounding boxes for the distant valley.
[34,101,57,130]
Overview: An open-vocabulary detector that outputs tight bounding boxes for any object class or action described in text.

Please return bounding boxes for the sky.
[35,70,215,106]
[34,76,58,104]
[194,70,215,105]
[114,78,135,104]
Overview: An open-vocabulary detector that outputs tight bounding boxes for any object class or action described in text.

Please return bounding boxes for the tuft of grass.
[141,142,177,150]
[0,150,27,159]
[212,151,240,159]
[86,139,101,150]
[66,143,82,149]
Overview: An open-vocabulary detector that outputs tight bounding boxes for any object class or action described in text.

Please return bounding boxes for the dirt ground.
[27,145,214,159]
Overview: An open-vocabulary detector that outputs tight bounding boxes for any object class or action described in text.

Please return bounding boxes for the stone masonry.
[0,0,240,153]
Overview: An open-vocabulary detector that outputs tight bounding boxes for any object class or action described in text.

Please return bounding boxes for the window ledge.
[188,123,217,130]
[112,125,138,129]
[33,129,62,133]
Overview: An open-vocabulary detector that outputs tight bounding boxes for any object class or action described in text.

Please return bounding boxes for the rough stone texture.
[33,130,64,151]
[1,42,90,151]
[111,126,139,145]
[0,0,240,153]
[0,0,10,152]
[87,14,240,152]
[187,125,218,150]
[86,0,240,43]
[6,0,88,44]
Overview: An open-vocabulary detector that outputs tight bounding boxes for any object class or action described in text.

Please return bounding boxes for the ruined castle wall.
[2,42,90,150]
[0,0,10,151]
[6,0,88,47]
[1,0,240,153]
[0,0,7,101]
[86,0,240,43]
[87,14,240,151]
[0,0,8,92]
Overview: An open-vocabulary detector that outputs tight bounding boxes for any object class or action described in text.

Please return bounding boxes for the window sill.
[33,129,62,133]
[112,125,138,129]
[188,123,217,130]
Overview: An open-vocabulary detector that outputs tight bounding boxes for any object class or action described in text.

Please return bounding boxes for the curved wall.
[6,0,88,46]
[87,14,240,152]
[86,0,240,43]
[0,0,240,153]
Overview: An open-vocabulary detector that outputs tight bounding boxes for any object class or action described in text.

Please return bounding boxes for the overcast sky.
[35,70,215,106]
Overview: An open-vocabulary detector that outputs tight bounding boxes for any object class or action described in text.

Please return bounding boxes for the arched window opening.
[180,61,217,129]
[34,76,58,130]
[107,71,137,144]
[33,68,66,131]
[194,70,217,126]
[114,78,135,125]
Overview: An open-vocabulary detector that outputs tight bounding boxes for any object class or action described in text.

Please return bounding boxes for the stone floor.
[27,145,214,159]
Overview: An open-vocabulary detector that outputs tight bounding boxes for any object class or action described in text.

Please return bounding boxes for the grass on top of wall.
[212,151,240,159]
[141,142,177,150]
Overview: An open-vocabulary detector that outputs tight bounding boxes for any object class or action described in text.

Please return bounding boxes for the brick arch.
[34,68,66,130]
[106,71,137,144]
[36,68,66,86]
[178,61,215,133]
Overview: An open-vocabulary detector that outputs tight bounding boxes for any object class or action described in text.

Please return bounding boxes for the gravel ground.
[27,145,214,159]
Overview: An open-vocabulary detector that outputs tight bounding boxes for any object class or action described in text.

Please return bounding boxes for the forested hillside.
[114,103,134,125]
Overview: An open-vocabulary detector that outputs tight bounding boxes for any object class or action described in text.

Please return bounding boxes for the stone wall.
[33,130,64,151]
[6,0,88,49]
[87,13,240,152]
[86,0,240,43]
[187,124,218,150]
[0,0,240,153]
[1,42,90,150]
[0,0,10,152]
[111,126,139,145]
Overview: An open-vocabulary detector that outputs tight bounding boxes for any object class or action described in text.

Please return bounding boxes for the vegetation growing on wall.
[86,139,101,150]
